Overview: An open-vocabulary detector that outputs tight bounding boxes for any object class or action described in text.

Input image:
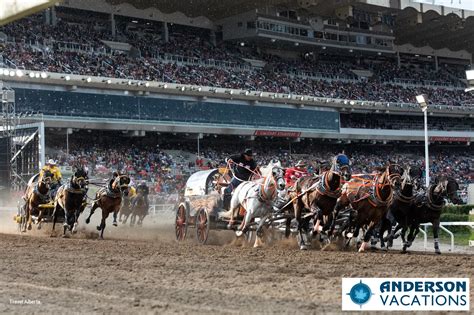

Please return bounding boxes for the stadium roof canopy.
[106,0,474,54]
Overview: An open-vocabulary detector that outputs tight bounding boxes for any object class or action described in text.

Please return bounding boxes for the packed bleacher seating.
[1,10,472,108]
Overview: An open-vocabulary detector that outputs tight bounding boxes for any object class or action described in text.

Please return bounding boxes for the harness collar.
[316,171,342,199]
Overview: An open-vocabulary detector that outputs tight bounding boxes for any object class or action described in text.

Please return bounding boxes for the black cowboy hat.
[244,148,253,156]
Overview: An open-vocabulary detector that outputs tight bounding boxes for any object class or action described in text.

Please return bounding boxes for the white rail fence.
[148,204,175,216]
[418,222,474,251]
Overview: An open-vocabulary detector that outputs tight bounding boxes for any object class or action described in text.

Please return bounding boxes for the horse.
[24,170,53,231]
[227,161,285,247]
[51,167,89,237]
[119,194,133,224]
[85,173,130,239]
[130,190,148,226]
[378,166,422,249]
[332,165,392,252]
[401,176,461,254]
[289,159,352,250]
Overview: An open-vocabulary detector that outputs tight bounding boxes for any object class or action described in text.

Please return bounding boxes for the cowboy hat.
[47,159,57,166]
[243,148,253,156]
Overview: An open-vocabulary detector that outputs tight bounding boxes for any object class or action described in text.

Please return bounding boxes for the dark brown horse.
[332,166,392,252]
[24,170,53,231]
[379,166,422,249]
[130,191,148,226]
[290,161,351,250]
[51,167,89,237]
[119,194,133,224]
[85,174,130,239]
[402,176,461,254]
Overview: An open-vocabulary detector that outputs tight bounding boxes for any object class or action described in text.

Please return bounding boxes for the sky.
[412,0,474,11]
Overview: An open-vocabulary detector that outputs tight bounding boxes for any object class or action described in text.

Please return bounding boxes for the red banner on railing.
[254,130,301,138]
[430,137,470,142]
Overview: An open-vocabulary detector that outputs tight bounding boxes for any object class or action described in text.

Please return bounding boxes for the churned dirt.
[0,211,472,314]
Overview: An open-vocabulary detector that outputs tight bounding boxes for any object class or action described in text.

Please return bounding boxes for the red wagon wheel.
[196,208,210,245]
[175,204,188,241]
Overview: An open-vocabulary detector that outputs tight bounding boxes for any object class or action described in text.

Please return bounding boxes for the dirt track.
[0,221,473,314]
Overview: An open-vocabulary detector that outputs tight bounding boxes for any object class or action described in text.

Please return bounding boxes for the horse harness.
[315,171,342,199]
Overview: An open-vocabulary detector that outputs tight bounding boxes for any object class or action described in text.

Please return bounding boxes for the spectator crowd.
[1,10,472,107]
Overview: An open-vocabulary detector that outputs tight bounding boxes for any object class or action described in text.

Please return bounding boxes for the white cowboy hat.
[47,159,57,165]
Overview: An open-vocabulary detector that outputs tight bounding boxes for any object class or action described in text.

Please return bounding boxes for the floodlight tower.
[416,94,430,188]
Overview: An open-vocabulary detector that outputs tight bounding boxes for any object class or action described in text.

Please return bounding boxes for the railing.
[155,53,253,72]
[418,222,474,252]
[149,204,175,216]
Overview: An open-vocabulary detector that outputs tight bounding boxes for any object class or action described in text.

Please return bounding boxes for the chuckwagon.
[175,166,290,245]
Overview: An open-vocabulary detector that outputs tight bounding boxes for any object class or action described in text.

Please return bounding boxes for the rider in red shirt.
[284,160,309,187]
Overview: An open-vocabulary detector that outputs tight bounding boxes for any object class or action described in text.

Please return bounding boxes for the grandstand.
[0,0,472,199]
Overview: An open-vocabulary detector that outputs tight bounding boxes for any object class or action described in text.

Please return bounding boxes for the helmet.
[47,159,57,166]
[243,148,253,156]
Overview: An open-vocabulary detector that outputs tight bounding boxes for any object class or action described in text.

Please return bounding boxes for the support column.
[44,8,51,25]
[397,51,401,68]
[434,55,439,72]
[163,22,169,43]
[51,6,57,26]
[210,30,216,47]
[111,13,116,37]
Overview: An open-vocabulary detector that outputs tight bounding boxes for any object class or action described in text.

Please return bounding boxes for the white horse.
[228,161,285,247]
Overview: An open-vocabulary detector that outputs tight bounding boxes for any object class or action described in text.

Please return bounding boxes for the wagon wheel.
[175,204,188,241]
[196,208,210,245]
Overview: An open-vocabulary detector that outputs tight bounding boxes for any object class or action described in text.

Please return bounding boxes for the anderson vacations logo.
[342,278,470,311]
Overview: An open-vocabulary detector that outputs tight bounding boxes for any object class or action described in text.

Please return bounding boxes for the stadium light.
[9,70,15,77]
[466,70,474,92]
[34,72,40,78]
[416,94,430,188]
[15,70,23,77]
[158,83,167,89]
[28,72,35,78]
[40,72,48,79]
[82,77,92,83]
[0,69,4,75]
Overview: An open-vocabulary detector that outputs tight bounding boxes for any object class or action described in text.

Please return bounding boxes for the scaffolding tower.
[1,81,22,190]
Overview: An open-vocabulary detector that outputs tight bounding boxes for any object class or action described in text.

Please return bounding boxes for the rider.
[40,159,62,199]
[284,160,309,188]
[223,149,259,209]
[132,181,150,214]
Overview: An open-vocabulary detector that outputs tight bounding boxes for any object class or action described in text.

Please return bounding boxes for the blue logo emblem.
[347,280,373,307]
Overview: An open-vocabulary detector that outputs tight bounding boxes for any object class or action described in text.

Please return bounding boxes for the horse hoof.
[27,225,32,231]
[96,226,101,231]
[113,222,118,227]
[37,225,41,230]
[85,218,90,224]
[299,245,308,250]
[435,249,441,255]
[62,234,70,238]
[235,230,243,237]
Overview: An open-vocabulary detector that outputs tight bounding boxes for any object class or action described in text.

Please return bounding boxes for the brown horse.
[24,170,53,231]
[130,191,148,226]
[290,160,352,250]
[51,167,88,237]
[332,166,392,252]
[85,174,130,239]
[119,194,133,224]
